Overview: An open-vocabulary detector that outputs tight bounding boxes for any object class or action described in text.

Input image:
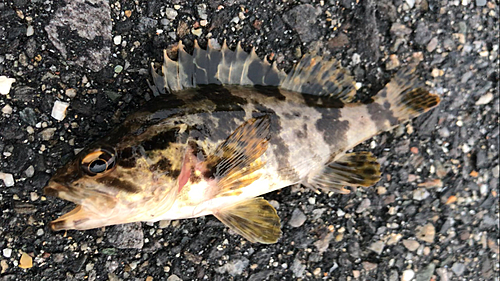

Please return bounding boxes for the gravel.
[0,0,498,280]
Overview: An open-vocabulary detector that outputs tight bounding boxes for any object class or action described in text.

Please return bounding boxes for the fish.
[44,41,440,244]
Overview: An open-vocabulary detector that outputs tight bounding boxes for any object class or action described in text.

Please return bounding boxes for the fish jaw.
[44,180,132,231]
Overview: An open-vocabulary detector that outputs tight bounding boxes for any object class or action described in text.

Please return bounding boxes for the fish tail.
[374,64,440,124]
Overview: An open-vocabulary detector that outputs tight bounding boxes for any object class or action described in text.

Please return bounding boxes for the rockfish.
[44,41,440,243]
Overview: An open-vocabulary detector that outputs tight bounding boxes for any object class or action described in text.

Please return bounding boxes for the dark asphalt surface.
[0,0,498,280]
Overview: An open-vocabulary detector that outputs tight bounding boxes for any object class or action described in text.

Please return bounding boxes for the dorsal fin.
[151,41,357,102]
[280,54,357,102]
[150,40,287,95]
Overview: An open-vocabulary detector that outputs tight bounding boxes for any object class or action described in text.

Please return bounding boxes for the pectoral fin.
[205,115,271,197]
[214,197,281,244]
[307,152,381,194]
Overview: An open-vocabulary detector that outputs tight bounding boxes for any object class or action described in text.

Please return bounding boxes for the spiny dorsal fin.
[150,40,357,102]
[306,152,381,194]
[205,115,271,197]
[214,197,281,244]
[373,64,440,123]
[151,40,287,94]
[280,54,357,102]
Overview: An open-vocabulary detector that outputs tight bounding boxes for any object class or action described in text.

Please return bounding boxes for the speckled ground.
[0,0,498,280]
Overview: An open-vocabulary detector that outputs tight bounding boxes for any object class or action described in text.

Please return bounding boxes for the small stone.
[167,275,182,281]
[426,37,438,52]
[113,35,122,45]
[0,76,16,95]
[36,228,44,236]
[27,25,34,36]
[159,220,170,228]
[1,260,7,274]
[191,28,202,37]
[368,240,385,255]
[165,8,178,20]
[290,257,306,278]
[492,165,499,178]
[475,93,493,105]
[30,192,39,201]
[403,239,420,251]
[19,252,33,269]
[353,270,360,278]
[40,128,57,141]
[289,208,307,227]
[216,258,249,276]
[356,198,371,213]
[416,224,435,243]
[386,54,400,70]
[0,172,15,187]
[387,233,403,245]
[377,186,387,195]
[51,101,69,121]
[106,222,144,249]
[416,263,435,281]
[451,262,465,276]
[405,0,416,8]
[476,0,486,6]
[362,261,377,271]
[390,23,412,37]
[65,88,77,98]
[314,232,334,253]
[2,104,12,114]
[402,269,415,281]
[413,188,430,201]
[436,268,450,281]
[3,248,12,258]
[431,68,443,77]
[114,65,123,73]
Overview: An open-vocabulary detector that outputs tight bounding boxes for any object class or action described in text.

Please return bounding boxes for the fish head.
[44,123,187,231]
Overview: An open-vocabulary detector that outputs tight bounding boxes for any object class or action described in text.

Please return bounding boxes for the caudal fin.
[375,65,440,123]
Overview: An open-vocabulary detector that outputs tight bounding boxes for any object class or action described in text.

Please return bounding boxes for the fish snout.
[43,180,69,198]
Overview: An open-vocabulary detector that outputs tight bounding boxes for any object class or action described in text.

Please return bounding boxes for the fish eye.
[81,148,116,176]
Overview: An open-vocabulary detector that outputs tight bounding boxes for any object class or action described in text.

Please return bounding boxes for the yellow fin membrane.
[214,197,281,244]
[306,152,381,194]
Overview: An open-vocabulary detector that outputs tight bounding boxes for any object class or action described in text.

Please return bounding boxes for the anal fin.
[214,197,281,244]
[306,152,381,194]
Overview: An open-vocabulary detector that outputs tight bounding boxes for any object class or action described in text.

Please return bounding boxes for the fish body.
[45,41,440,243]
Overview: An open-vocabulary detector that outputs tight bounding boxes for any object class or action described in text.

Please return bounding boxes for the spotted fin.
[374,64,441,124]
[205,115,271,197]
[151,40,287,94]
[214,197,281,244]
[151,41,356,102]
[306,152,381,194]
[280,54,357,102]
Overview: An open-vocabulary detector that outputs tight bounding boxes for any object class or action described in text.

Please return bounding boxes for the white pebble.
[402,269,415,281]
[0,76,16,95]
[462,143,471,153]
[65,88,77,98]
[475,93,493,105]
[113,35,122,45]
[51,101,69,121]
[27,25,34,36]
[0,172,15,187]
[2,104,13,114]
[2,248,12,258]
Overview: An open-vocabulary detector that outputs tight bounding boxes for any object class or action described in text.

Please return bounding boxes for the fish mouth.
[43,180,102,231]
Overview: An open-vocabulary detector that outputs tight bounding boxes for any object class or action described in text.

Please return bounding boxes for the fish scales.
[44,41,440,243]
